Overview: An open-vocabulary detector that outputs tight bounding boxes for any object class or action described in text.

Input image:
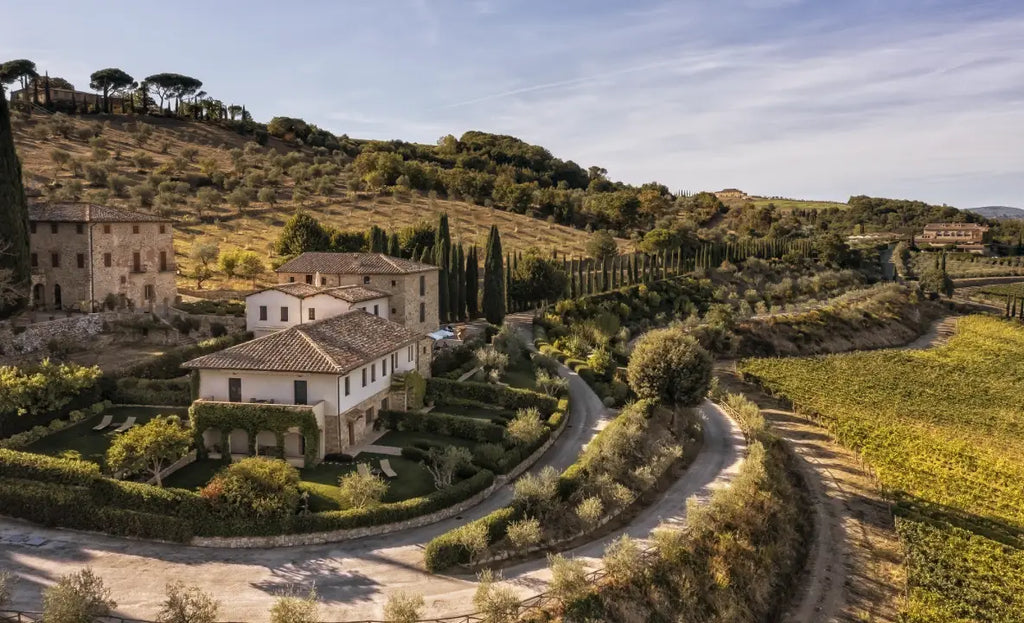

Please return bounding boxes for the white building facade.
[246,283,390,337]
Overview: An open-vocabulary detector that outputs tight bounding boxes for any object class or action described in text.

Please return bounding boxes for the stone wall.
[167,308,247,338]
[0,311,180,364]
[190,391,570,548]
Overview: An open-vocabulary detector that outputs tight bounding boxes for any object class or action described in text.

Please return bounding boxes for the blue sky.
[4,0,1023,207]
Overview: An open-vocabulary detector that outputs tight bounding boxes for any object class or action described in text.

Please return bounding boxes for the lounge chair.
[113,416,137,433]
[357,463,372,478]
[91,415,113,431]
[380,459,398,479]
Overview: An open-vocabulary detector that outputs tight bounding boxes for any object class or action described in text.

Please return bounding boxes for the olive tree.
[105,416,191,486]
[157,581,219,623]
[626,327,712,409]
[42,568,116,623]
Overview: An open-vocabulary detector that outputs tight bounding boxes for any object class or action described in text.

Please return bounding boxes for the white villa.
[183,310,433,463]
[246,282,390,337]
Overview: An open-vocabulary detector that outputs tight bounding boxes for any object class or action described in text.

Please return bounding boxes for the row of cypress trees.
[0,84,31,319]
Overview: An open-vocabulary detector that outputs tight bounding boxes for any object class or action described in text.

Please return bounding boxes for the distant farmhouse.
[182,252,441,463]
[919,222,991,254]
[28,203,176,313]
[714,188,747,200]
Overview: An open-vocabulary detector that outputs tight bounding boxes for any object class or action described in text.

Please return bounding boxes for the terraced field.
[740,316,1024,622]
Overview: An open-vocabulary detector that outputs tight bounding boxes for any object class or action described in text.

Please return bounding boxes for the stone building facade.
[276,253,440,335]
[28,203,176,313]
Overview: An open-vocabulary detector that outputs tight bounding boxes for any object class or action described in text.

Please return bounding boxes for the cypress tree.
[43,73,51,109]
[0,85,30,317]
[505,254,513,311]
[465,246,479,318]
[418,246,432,264]
[435,213,451,323]
[387,232,401,257]
[448,243,460,320]
[482,225,505,324]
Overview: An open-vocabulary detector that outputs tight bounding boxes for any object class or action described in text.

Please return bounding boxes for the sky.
[4,0,1023,207]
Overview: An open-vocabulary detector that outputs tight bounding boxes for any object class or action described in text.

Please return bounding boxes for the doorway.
[32,283,44,308]
[53,284,62,309]
[347,420,355,446]
[228,378,242,403]
[293,380,307,405]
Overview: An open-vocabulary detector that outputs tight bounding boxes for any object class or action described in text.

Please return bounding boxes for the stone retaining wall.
[190,392,571,548]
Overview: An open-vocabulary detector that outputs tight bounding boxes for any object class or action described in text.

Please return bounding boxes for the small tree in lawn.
[269,587,320,623]
[424,446,472,489]
[42,568,116,623]
[383,591,424,623]
[105,416,191,486]
[337,470,388,509]
[157,581,219,623]
[506,407,545,446]
[189,241,219,289]
[235,251,265,287]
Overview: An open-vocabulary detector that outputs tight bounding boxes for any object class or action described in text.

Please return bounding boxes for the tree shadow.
[248,557,383,606]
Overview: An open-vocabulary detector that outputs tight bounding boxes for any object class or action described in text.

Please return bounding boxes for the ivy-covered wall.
[189,401,320,467]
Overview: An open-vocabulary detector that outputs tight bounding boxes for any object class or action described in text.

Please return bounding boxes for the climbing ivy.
[189,402,320,467]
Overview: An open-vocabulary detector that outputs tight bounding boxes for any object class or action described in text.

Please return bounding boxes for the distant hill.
[967,206,1024,220]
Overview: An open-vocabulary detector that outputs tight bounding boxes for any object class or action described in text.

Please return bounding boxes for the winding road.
[0,340,744,622]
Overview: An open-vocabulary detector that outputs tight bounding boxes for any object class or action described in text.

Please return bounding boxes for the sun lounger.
[113,416,137,433]
[91,415,113,431]
[357,463,372,478]
[380,459,398,479]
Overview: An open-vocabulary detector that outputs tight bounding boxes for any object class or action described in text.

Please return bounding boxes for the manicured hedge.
[426,378,557,415]
[380,409,506,444]
[424,506,519,571]
[0,448,101,485]
[109,376,191,406]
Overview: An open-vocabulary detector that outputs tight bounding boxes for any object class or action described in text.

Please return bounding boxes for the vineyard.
[739,315,1024,622]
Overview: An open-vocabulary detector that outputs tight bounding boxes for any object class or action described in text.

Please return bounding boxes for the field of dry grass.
[12,113,626,294]
[750,197,849,211]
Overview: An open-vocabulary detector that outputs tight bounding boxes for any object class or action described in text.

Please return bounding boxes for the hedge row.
[426,378,557,415]
[424,506,519,571]
[108,376,192,406]
[0,448,101,485]
[380,409,507,444]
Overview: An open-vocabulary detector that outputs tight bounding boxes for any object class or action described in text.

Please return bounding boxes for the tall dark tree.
[435,213,451,323]
[387,232,401,257]
[42,72,51,108]
[274,212,332,257]
[89,68,134,113]
[465,246,479,318]
[482,226,505,324]
[0,87,31,316]
[0,59,37,92]
[368,225,387,253]
[144,73,202,114]
[456,244,467,320]
[448,244,460,321]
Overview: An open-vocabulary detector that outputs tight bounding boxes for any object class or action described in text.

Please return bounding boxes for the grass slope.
[12,114,625,294]
[750,197,849,211]
[740,316,1024,622]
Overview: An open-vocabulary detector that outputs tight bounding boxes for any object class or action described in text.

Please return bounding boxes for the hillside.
[968,205,1024,220]
[750,196,849,211]
[10,113,631,293]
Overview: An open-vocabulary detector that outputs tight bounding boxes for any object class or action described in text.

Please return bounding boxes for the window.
[407,345,414,362]
[391,280,397,287]
[289,276,295,282]
[51,253,60,268]
[144,285,154,300]
[159,224,166,234]
[371,363,376,382]
[419,302,425,323]
[76,253,85,269]
[259,305,267,321]
[419,275,426,295]
[308,308,315,321]
[280,306,289,322]
[76,223,84,234]
[373,304,379,316]
[120,276,126,284]
[362,368,367,387]
[382,358,387,376]
[50,222,58,234]
[132,252,141,272]
[159,251,167,272]
[30,222,36,234]
[305,274,313,284]
[132,225,140,234]
[391,307,396,315]
[320,277,326,286]
[104,253,112,268]
[363,276,370,284]
[30,253,37,267]
[344,376,350,396]
[103,224,111,234]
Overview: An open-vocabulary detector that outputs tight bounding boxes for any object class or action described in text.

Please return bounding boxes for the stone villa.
[275,252,440,335]
[919,222,991,253]
[28,203,176,313]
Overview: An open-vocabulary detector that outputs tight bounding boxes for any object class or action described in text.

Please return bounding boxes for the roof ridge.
[295,324,345,372]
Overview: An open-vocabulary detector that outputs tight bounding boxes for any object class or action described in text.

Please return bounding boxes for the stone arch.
[283,431,305,460]
[201,429,222,455]
[228,429,249,456]
[255,430,278,456]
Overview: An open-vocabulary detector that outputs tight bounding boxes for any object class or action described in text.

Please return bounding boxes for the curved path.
[0,366,744,623]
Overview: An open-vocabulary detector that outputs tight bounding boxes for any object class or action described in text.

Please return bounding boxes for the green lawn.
[502,360,538,391]
[26,406,189,468]
[165,453,438,512]
[434,403,515,423]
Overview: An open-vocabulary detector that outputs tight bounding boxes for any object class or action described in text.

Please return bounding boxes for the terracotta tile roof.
[28,203,172,223]
[322,285,388,303]
[252,283,388,302]
[275,252,437,275]
[182,310,423,374]
[923,222,988,230]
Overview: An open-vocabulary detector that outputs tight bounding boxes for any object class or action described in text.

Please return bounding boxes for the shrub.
[472,569,520,623]
[157,581,219,623]
[380,409,505,444]
[383,591,424,623]
[601,535,643,586]
[627,327,712,408]
[472,443,504,470]
[42,568,116,623]
[506,516,542,550]
[200,457,300,520]
[513,466,560,518]
[0,569,13,607]
[337,470,388,509]
[424,446,473,489]
[506,407,545,446]
[0,449,100,485]
[423,507,516,571]
[426,378,557,414]
[547,554,591,606]
[576,496,604,527]
[209,322,228,338]
[535,369,569,397]
[269,588,320,623]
